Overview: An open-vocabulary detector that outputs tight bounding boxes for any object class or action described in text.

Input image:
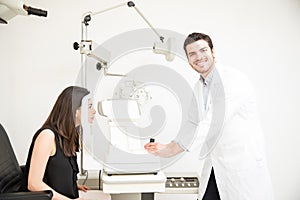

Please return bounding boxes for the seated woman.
[21,86,96,200]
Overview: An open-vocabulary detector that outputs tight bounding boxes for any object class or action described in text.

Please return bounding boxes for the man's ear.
[212,48,216,59]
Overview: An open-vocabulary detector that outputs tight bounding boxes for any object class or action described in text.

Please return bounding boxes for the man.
[144,32,274,200]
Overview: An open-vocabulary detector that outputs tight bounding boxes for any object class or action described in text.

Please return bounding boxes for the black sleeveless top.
[21,127,79,199]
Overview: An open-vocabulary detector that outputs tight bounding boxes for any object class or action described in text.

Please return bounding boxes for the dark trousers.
[202,168,221,200]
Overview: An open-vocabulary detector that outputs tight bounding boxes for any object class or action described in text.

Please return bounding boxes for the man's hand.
[144,142,167,154]
[144,141,184,158]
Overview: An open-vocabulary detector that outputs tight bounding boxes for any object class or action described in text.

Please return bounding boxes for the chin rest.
[0,123,53,200]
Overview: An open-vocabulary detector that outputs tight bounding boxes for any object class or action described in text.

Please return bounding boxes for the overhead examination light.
[73,1,175,79]
[0,0,47,24]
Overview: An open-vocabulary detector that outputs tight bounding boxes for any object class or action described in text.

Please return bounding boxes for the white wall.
[1,0,300,199]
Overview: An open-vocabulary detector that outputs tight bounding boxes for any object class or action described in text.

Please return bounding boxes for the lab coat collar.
[199,65,216,86]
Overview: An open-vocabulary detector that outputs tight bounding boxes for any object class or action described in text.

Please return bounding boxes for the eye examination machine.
[73,1,203,200]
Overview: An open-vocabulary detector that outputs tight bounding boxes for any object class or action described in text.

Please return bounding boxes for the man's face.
[186,39,215,77]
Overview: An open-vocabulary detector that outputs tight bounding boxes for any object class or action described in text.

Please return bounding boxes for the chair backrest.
[0,123,23,193]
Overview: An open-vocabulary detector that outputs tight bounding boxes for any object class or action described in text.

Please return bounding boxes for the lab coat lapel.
[210,69,223,108]
[194,80,205,121]
[199,68,226,159]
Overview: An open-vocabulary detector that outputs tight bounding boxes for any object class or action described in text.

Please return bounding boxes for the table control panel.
[166,177,199,188]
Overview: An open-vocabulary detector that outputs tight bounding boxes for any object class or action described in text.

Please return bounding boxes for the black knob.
[73,42,79,50]
[96,62,102,71]
[84,14,91,25]
[127,1,135,7]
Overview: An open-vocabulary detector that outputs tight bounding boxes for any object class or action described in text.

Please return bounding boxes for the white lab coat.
[175,64,274,200]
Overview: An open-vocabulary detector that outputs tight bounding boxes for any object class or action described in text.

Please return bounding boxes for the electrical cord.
[82,170,89,185]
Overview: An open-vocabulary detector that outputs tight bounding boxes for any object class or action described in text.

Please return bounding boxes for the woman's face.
[75,99,96,126]
[87,99,96,123]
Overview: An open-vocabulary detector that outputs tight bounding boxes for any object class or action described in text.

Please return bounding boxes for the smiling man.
[144,32,274,200]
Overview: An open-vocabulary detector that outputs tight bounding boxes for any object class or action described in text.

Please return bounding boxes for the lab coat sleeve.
[173,92,200,151]
[224,70,257,123]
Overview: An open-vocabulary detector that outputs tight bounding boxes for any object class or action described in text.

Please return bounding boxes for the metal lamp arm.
[81,1,164,43]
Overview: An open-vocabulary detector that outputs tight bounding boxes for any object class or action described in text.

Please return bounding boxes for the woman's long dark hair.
[42,86,90,157]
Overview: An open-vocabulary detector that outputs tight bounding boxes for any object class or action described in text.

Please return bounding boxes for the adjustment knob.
[73,42,79,50]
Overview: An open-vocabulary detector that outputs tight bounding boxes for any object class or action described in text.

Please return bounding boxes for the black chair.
[0,123,52,200]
